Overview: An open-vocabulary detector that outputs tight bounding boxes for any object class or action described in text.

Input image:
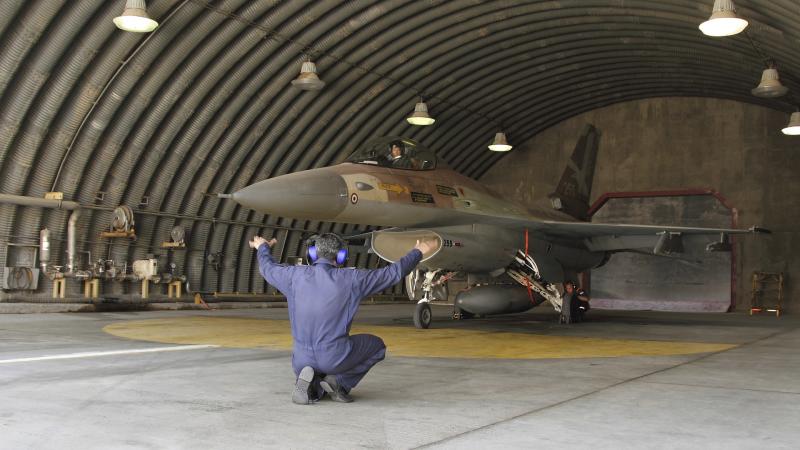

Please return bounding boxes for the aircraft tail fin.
[548,124,600,221]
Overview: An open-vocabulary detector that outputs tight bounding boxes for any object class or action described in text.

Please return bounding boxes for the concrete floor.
[1,305,798,449]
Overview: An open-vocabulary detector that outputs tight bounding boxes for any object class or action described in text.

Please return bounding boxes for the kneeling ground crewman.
[561,281,590,324]
[250,233,432,404]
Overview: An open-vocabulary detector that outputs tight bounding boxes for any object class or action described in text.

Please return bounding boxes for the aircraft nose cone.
[232,169,348,220]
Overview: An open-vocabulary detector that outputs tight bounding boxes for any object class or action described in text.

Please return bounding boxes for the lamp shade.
[406,102,435,126]
[113,0,158,32]
[699,0,748,37]
[488,132,512,152]
[782,112,800,136]
[291,61,326,91]
[752,68,789,98]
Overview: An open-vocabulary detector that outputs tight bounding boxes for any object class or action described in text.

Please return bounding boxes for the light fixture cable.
[187,0,504,129]
[52,0,192,191]
[743,29,799,103]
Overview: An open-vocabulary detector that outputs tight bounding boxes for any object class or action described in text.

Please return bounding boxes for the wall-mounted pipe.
[39,228,50,273]
[0,194,81,276]
[0,193,318,233]
[0,193,319,289]
[66,209,80,273]
[79,203,311,233]
[0,193,79,210]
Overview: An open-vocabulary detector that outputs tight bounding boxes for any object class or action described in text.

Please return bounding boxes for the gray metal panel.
[591,195,732,312]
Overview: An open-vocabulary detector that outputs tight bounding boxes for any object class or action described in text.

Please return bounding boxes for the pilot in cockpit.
[387,140,413,169]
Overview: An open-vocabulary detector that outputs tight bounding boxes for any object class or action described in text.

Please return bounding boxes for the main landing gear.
[506,249,562,312]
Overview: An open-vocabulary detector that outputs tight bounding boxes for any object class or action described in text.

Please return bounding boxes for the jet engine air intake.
[371,230,442,263]
[370,226,520,273]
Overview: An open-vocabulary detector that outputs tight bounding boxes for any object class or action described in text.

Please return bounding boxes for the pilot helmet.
[388,140,405,155]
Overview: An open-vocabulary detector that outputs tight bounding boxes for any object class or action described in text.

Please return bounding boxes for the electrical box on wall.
[2,267,40,290]
[132,259,158,280]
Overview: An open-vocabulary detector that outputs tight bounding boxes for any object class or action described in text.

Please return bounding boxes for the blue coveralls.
[256,244,422,392]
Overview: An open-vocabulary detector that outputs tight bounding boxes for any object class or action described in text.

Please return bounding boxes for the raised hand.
[250,236,277,249]
[414,239,436,255]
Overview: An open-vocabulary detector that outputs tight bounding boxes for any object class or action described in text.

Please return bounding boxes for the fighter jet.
[226,128,767,328]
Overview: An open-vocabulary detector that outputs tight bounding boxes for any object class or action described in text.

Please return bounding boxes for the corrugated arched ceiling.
[0,0,797,294]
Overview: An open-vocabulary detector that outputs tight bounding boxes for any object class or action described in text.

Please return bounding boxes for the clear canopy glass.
[345,136,438,171]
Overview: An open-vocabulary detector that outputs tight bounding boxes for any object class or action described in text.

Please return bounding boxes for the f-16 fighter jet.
[226,128,766,328]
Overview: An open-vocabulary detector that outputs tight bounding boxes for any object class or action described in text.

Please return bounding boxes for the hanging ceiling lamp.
[406,101,435,126]
[751,65,789,98]
[488,132,512,152]
[782,112,800,135]
[113,0,159,33]
[699,0,748,37]
[291,60,326,91]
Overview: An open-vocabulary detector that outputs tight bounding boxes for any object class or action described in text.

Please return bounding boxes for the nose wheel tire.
[413,302,432,329]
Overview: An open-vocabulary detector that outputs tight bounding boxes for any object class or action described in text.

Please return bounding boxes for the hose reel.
[101,205,136,239]
[161,225,186,248]
[111,205,135,232]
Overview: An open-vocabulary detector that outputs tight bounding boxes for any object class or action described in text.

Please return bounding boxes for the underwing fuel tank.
[455,285,537,316]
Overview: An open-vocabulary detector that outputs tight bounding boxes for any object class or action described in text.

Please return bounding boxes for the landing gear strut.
[506,250,562,311]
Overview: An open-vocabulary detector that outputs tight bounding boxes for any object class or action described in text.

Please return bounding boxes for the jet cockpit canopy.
[345,136,437,170]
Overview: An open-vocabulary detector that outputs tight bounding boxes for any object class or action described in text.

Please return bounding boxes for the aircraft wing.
[529,220,764,239]
[406,211,768,254]
[528,220,769,253]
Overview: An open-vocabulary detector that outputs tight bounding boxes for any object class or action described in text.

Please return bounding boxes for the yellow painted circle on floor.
[103,317,736,359]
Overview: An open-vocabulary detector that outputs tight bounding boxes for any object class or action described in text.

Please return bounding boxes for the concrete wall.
[481,97,798,313]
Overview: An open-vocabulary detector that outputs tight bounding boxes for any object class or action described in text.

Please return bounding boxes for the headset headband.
[307,233,348,265]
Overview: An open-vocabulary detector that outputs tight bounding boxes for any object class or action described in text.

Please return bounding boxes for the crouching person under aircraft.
[250,233,433,404]
[561,281,591,324]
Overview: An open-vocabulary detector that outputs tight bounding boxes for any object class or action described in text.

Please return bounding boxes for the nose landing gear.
[413,302,432,329]
[406,269,451,329]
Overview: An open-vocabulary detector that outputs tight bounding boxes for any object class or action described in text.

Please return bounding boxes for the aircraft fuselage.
[232,163,605,277]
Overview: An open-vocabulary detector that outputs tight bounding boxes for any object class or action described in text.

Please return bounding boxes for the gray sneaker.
[319,375,354,403]
[292,366,315,405]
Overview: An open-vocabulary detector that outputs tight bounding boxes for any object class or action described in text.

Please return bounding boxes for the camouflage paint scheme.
[231,135,758,281]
